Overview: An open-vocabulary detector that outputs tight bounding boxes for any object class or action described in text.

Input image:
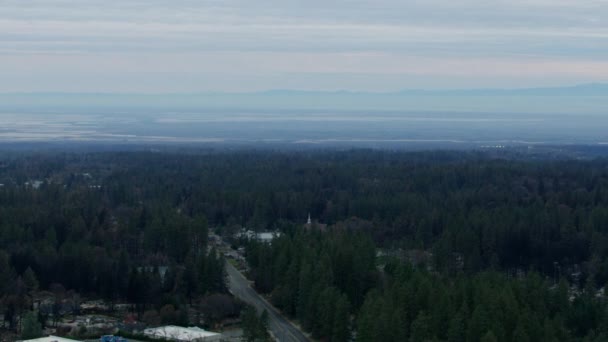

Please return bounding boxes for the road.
[225,261,310,342]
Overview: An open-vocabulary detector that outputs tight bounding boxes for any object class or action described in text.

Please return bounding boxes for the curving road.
[225,261,310,342]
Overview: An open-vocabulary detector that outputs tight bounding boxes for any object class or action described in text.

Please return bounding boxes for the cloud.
[0,0,607,91]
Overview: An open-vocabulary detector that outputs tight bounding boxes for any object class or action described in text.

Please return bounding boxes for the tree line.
[245,226,608,341]
[1,149,608,340]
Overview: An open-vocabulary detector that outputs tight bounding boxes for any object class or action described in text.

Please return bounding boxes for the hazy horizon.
[1,83,607,115]
[1,82,608,95]
[1,1,607,147]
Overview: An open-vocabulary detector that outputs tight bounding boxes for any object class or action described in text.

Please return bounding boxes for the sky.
[1,0,608,93]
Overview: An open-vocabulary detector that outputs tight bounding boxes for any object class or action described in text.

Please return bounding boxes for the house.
[100,335,128,342]
[304,214,328,231]
[136,266,169,283]
[143,326,221,342]
[235,229,281,243]
[19,336,81,342]
[25,180,44,189]
[256,232,279,243]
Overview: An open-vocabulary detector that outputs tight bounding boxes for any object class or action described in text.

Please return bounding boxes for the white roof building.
[235,229,281,243]
[19,336,81,342]
[25,180,43,189]
[257,232,279,243]
[143,326,221,342]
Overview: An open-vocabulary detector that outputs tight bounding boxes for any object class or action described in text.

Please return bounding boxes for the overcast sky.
[1,0,607,92]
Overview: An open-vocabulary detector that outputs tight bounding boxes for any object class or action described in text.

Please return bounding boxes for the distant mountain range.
[259,83,608,96]
[2,83,608,97]
[0,83,606,114]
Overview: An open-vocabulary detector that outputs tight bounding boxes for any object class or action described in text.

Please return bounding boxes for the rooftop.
[143,325,220,341]
[19,336,81,342]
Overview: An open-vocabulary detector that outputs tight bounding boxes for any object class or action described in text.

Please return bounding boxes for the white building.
[257,232,279,243]
[143,326,221,342]
[19,336,81,342]
[25,180,44,189]
[235,229,281,243]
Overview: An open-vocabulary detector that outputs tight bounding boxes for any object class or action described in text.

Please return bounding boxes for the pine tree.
[21,311,42,339]
[241,306,270,342]
[512,322,530,342]
[0,251,13,294]
[467,304,490,342]
[410,311,433,342]
[305,283,324,334]
[205,248,226,293]
[332,294,351,342]
[317,287,337,338]
[181,255,198,302]
[116,250,130,298]
[241,306,258,342]
[542,318,558,342]
[259,309,270,340]
[481,330,498,342]
[45,227,58,248]
[23,267,39,293]
[392,305,409,342]
[297,261,314,321]
[356,293,378,342]
[447,307,467,342]
[283,259,300,315]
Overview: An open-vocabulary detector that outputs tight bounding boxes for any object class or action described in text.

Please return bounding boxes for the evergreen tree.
[23,267,39,293]
[297,261,314,321]
[512,322,530,342]
[317,287,337,338]
[356,292,380,342]
[21,311,42,339]
[447,305,467,342]
[259,309,270,339]
[467,304,490,342]
[410,311,433,342]
[181,255,198,302]
[241,306,270,342]
[0,251,13,293]
[481,330,498,342]
[241,306,258,342]
[332,294,351,342]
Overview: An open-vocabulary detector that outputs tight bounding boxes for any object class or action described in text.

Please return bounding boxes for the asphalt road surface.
[226,261,310,342]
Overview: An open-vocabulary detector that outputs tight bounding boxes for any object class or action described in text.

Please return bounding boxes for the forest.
[1,149,608,341]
